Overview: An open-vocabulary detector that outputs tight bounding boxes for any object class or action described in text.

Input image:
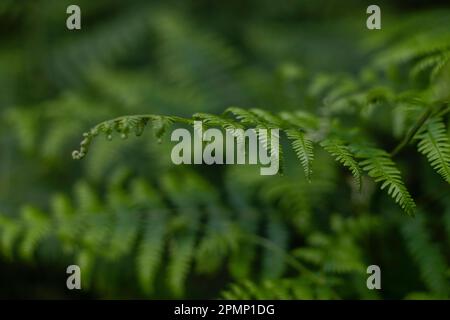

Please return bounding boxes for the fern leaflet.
[321,139,362,190]
[414,116,450,183]
[285,129,314,181]
[355,147,416,215]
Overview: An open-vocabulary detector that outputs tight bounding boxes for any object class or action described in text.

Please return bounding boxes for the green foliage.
[0,168,315,297]
[221,278,336,300]
[285,129,314,181]
[320,139,362,190]
[355,147,416,216]
[414,116,450,183]
[0,0,449,300]
[72,107,424,215]
[223,214,380,299]
[402,212,449,298]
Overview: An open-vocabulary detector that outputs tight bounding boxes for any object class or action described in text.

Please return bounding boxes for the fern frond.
[71,115,187,159]
[152,11,245,108]
[402,212,449,297]
[250,108,286,128]
[5,2,450,300]
[19,206,51,260]
[410,51,450,81]
[221,277,338,300]
[414,116,450,183]
[167,217,198,297]
[355,147,416,215]
[374,30,450,70]
[262,179,311,233]
[137,211,167,294]
[320,139,362,190]
[49,7,152,87]
[285,129,314,181]
[0,169,256,297]
[293,215,370,275]
[193,113,243,131]
[430,53,450,80]
[279,111,319,131]
[196,207,237,274]
[225,107,266,127]
[161,172,203,297]
[0,215,22,259]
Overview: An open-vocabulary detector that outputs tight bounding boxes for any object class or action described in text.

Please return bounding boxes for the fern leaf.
[0,215,22,258]
[321,139,362,190]
[167,226,197,297]
[193,112,244,132]
[279,111,319,130]
[224,107,262,127]
[221,278,328,300]
[414,116,450,183]
[402,212,449,297]
[410,51,450,80]
[285,129,314,181]
[137,211,167,295]
[355,147,416,215]
[430,52,449,80]
[250,108,285,128]
[19,206,51,260]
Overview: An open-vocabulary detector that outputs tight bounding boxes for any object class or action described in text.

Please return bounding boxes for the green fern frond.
[193,113,243,131]
[410,51,450,81]
[71,115,188,160]
[167,216,198,297]
[222,279,293,299]
[414,116,450,183]
[49,7,152,87]
[19,206,51,260]
[221,277,338,300]
[71,110,427,217]
[374,30,450,70]
[261,179,312,233]
[355,147,416,215]
[285,129,314,181]
[137,211,167,294]
[224,107,264,127]
[6,1,450,301]
[402,212,449,297]
[320,139,362,190]
[430,53,450,80]
[0,215,22,259]
[279,111,319,131]
[293,215,369,275]
[152,11,245,108]
[195,207,236,274]
[250,108,286,128]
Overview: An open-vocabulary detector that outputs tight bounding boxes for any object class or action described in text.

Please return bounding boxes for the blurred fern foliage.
[0,0,449,299]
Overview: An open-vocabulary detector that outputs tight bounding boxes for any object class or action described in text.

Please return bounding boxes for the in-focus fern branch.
[355,147,416,215]
[71,107,425,215]
[414,116,450,183]
[285,129,314,181]
[320,139,362,190]
[71,114,191,160]
[72,108,314,179]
